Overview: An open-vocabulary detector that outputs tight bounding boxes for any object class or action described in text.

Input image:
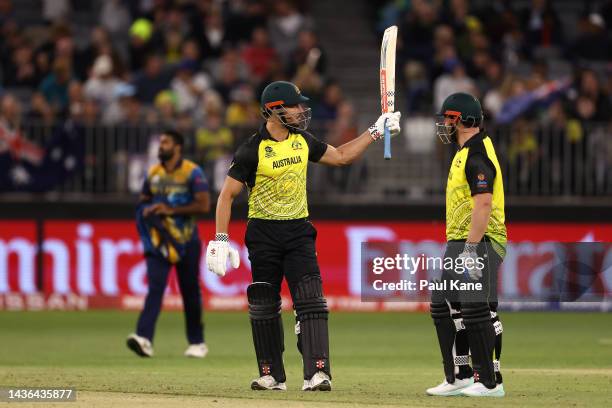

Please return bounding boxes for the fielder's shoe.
[126,334,153,357]
[426,377,473,396]
[250,375,287,391]
[302,371,332,391]
[184,343,208,358]
[460,382,505,397]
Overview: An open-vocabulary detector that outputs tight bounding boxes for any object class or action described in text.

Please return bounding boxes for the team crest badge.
[292,140,303,150]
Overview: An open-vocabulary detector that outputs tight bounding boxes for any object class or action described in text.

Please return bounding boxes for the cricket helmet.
[261,81,312,131]
[435,92,483,144]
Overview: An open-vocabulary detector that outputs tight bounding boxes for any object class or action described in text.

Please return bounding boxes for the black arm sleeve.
[465,153,496,195]
[302,131,328,162]
[227,141,258,186]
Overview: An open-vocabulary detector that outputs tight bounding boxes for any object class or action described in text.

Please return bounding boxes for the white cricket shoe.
[302,371,332,391]
[460,382,505,397]
[250,375,286,391]
[184,343,208,358]
[126,333,153,357]
[426,377,473,396]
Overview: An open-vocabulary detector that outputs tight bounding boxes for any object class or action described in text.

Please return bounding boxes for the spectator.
[195,110,234,191]
[0,0,14,25]
[100,0,131,39]
[288,30,326,77]
[570,13,611,61]
[197,7,226,60]
[129,18,154,71]
[213,49,248,103]
[403,61,432,113]
[241,26,278,81]
[400,0,438,64]
[84,55,122,109]
[196,110,234,164]
[0,93,22,129]
[151,90,178,129]
[39,57,73,115]
[42,0,70,23]
[224,0,267,44]
[170,59,211,114]
[102,83,145,126]
[519,0,564,56]
[225,84,260,128]
[163,29,184,64]
[132,54,173,104]
[433,59,477,110]
[67,81,85,121]
[569,70,611,123]
[27,92,55,125]
[268,0,311,64]
[314,81,344,124]
[181,39,202,63]
[5,42,38,87]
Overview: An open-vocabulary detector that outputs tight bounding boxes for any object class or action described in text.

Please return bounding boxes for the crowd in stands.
[0,0,348,192]
[377,0,611,194]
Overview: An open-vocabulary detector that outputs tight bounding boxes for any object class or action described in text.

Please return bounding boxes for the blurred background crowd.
[0,0,610,199]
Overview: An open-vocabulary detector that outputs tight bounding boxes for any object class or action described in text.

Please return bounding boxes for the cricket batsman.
[127,130,211,358]
[206,80,401,391]
[426,93,506,397]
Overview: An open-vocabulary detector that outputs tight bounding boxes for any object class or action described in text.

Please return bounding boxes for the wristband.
[215,233,229,242]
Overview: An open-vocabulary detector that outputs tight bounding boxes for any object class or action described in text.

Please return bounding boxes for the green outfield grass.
[1,311,611,407]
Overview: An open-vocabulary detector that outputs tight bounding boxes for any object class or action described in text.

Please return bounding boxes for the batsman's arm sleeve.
[302,131,328,162]
[465,153,496,196]
[227,140,258,185]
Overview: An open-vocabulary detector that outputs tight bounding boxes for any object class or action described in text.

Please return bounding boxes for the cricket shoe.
[302,371,332,391]
[426,377,473,396]
[250,375,287,391]
[460,382,505,397]
[184,343,208,358]
[126,334,153,357]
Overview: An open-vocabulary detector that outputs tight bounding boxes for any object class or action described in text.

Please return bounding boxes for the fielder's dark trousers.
[136,239,204,344]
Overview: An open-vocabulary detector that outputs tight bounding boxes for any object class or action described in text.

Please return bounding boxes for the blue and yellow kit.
[138,158,209,262]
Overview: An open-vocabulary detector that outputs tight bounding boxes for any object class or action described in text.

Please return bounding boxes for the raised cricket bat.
[380,25,397,160]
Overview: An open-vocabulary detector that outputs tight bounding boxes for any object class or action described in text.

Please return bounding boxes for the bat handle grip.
[383,118,391,160]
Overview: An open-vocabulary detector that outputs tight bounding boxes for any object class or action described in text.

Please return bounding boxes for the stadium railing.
[4,118,610,202]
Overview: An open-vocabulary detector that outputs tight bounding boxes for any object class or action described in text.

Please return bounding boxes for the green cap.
[261,81,309,109]
[440,92,482,127]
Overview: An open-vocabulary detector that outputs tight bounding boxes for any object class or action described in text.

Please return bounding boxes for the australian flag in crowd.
[0,120,85,192]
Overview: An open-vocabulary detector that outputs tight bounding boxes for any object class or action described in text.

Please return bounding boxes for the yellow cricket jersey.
[446,132,507,256]
[227,124,328,220]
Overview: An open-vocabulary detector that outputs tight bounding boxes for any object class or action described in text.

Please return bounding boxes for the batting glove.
[206,233,240,277]
[369,111,401,140]
[457,243,483,281]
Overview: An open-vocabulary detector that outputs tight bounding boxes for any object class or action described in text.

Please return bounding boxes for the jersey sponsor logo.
[272,155,303,169]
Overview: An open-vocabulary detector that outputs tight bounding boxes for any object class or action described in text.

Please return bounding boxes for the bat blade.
[380,25,397,160]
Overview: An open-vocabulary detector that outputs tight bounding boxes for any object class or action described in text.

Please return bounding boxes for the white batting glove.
[456,243,483,281]
[368,111,401,140]
[206,233,240,277]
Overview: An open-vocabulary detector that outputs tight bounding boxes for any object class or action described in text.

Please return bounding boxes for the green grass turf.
[1,311,611,407]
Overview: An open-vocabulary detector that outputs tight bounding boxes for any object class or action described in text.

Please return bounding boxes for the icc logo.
[265,145,275,158]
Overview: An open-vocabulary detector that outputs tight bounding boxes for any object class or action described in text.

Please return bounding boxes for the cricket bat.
[380,25,397,160]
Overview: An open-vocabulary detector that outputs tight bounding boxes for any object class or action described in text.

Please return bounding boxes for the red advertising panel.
[1,220,611,310]
[0,221,37,295]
